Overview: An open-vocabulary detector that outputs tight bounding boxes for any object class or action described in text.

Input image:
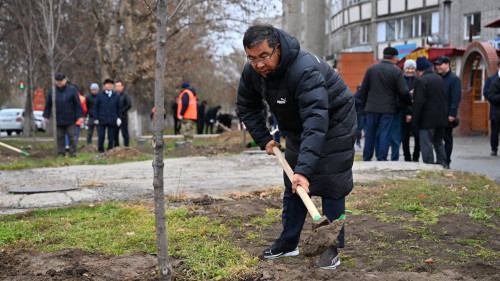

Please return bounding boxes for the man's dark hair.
[115,80,124,85]
[243,24,279,49]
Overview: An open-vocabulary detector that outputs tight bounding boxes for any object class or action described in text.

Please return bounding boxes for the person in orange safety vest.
[177,82,197,143]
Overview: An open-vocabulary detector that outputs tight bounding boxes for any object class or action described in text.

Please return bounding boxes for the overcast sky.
[217,0,282,56]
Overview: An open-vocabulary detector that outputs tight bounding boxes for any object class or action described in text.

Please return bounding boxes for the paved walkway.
[0,136,496,215]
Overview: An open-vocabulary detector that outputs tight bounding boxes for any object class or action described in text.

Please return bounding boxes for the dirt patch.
[79,144,97,154]
[217,130,253,144]
[0,248,158,281]
[165,143,247,157]
[95,147,145,160]
[2,190,499,281]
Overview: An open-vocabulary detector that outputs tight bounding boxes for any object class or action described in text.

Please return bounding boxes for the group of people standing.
[43,74,132,156]
[357,47,463,168]
[172,81,222,143]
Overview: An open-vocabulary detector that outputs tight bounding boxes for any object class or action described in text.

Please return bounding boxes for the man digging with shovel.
[236,24,356,269]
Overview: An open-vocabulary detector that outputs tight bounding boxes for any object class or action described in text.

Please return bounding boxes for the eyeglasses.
[247,46,277,64]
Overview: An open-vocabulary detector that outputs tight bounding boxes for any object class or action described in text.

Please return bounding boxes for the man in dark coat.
[197,100,207,134]
[85,83,99,145]
[483,61,500,156]
[204,105,221,134]
[412,57,447,167]
[236,24,356,269]
[434,56,462,168]
[43,73,83,157]
[114,80,132,147]
[94,78,121,153]
[359,47,409,161]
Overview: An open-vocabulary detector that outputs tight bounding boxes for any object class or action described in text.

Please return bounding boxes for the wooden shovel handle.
[272,146,322,221]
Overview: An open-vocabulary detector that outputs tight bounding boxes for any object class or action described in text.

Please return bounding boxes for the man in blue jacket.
[434,56,461,168]
[484,61,500,156]
[94,78,121,153]
[236,24,356,269]
[43,73,83,157]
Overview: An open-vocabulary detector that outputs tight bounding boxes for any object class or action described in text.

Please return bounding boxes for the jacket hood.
[266,29,300,80]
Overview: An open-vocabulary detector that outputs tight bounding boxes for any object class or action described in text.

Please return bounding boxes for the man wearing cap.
[412,57,447,167]
[359,46,409,161]
[177,81,197,143]
[85,83,100,145]
[484,60,500,156]
[434,55,461,168]
[94,78,121,152]
[43,73,84,157]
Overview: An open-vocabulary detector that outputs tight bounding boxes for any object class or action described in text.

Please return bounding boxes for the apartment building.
[283,0,500,60]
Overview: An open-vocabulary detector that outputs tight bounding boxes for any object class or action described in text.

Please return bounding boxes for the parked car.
[0,108,24,135]
[33,110,46,131]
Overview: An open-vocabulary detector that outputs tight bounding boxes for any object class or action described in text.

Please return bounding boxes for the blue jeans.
[363,113,394,161]
[390,113,402,161]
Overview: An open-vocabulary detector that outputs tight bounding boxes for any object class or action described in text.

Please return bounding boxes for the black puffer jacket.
[236,29,356,199]
[412,70,448,129]
[360,61,409,114]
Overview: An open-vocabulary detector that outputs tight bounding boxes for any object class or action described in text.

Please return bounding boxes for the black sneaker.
[315,246,341,269]
[491,150,498,156]
[263,239,299,259]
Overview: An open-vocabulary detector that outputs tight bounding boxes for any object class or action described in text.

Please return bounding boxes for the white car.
[33,110,46,131]
[0,108,24,135]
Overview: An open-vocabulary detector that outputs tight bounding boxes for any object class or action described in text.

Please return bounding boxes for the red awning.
[396,47,466,68]
[484,17,500,28]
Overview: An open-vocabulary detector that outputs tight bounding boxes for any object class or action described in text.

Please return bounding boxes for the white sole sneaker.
[320,258,341,269]
[264,247,299,259]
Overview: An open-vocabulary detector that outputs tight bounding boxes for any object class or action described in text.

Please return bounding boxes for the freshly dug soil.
[2,190,499,281]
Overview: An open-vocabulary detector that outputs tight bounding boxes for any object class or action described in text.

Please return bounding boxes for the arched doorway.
[460,42,498,135]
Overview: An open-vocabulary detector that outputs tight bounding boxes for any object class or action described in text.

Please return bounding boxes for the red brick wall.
[337,52,374,94]
[459,42,499,135]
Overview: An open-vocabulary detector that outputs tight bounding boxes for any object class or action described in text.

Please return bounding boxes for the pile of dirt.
[79,144,97,153]
[96,147,144,160]
[165,143,245,157]
[217,130,253,144]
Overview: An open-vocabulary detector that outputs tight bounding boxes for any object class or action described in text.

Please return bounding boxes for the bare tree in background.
[34,0,61,154]
[10,1,39,137]
[34,0,85,155]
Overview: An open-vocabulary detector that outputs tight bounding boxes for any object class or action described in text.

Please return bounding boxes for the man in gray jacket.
[236,24,356,269]
[360,47,409,161]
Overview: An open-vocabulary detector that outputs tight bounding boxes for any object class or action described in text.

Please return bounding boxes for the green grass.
[0,202,257,280]
[347,170,500,226]
[0,151,153,170]
[249,208,281,228]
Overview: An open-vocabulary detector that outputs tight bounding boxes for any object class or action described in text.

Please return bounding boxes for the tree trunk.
[50,63,58,156]
[152,0,171,280]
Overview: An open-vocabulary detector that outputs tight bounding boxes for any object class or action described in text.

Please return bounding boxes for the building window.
[403,17,413,39]
[360,24,369,43]
[464,13,481,38]
[348,26,360,46]
[420,13,432,37]
[332,0,342,15]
